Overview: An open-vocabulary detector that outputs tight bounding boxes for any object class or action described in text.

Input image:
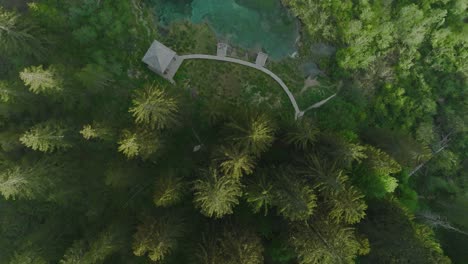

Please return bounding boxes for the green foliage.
[194,233,225,264]
[153,170,186,207]
[273,169,317,221]
[0,166,44,200]
[285,118,319,150]
[132,215,185,262]
[80,123,112,141]
[245,172,274,215]
[220,228,264,264]
[227,113,275,156]
[75,64,113,91]
[0,7,42,56]
[19,122,71,152]
[328,185,367,224]
[193,168,242,218]
[216,145,255,179]
[289,219,367,264]
[360,199,451,264]
[19,65,62,94]
[0,0,461,262]
[354,146,401,198]
[129,85,179,130]
[9,251,47,264]
[117,130,161,159]
[60,224,125,264]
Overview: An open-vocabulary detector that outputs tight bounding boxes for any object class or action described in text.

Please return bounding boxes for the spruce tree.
[245,172,274,215]
[75,64,113,91]
[195,233,225,264]
[129,85,179,130]
[193,168,242,218]
[117,130,161,159]
[227,113,275,156]
[79,123,112,141]
[286,118,319,150]
[153,170,186,207]
[220,228,264,264]
[19,122,70,153]
[19,66,62,94]
[8,251,47,264]
[0,166,43,200]
[328,185,367,224]
[289,219,368,264]
[273,168,317,221]
[60,224,125,264]
[132,215,185,262]
[0,7,41,56]
[0,159,67,202]
[216,145,255,179]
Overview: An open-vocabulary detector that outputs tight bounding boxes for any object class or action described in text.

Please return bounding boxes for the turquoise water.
[153,0,299,59]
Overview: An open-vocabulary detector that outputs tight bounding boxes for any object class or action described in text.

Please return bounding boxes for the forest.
[0,0,466,263]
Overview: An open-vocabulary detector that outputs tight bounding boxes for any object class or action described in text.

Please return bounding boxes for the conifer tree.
[80,123,112,141]
[153,170,186,207]
[285,118,319,150]
[193,168,242,218]
[220,228,264,264]
[227,113,275,156]
[19,122,70,152]
[328,185,367,224]
[195,233,224,264]
[8,251,47,264]
[354,146,401,198]
[245,172,274,215]
[75,64,113,91]
[289,219,368,264]
[129,85,179,130]
[303,155,346,194]
[132,215,185,262]
[84,226,124,263]
[273,169,317,221]
[0,166,43,200]
[0,7,41,56]
[117,130,161,159]
[0,81,26,103]
[60,240,86,264]
[216,145,255,179]
[19,66,62,94]
[60,224,125,264]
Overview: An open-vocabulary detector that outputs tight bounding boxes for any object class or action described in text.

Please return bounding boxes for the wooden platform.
[255,52,268,67]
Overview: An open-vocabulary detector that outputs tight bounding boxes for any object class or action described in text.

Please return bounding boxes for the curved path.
[179,54,303,119]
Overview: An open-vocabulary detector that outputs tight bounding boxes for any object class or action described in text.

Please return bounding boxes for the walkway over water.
[143,40,336,119]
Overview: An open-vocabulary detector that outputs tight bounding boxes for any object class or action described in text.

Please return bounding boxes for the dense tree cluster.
[0,0,465,263]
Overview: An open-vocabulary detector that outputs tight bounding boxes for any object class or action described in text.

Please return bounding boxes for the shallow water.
[153,0,299,59]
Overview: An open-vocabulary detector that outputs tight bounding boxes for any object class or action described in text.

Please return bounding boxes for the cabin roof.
[142,40,177,73]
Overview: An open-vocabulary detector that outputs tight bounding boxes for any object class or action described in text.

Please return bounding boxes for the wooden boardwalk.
[144,41,336,120]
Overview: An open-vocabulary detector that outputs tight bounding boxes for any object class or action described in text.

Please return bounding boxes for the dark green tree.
[289,219,369,264]
[193,168,242,218]
[227,113,275,156]
[153,170,187,207]
[0,7,42,56]
[216,145,255,179]
[129,85,179,130]
[132,215,185,262]
[117,130,162,159]
[273,168,317,221]
[220,228,264,264]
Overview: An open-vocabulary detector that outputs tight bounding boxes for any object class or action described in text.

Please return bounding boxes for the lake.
[152,0,299,59]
